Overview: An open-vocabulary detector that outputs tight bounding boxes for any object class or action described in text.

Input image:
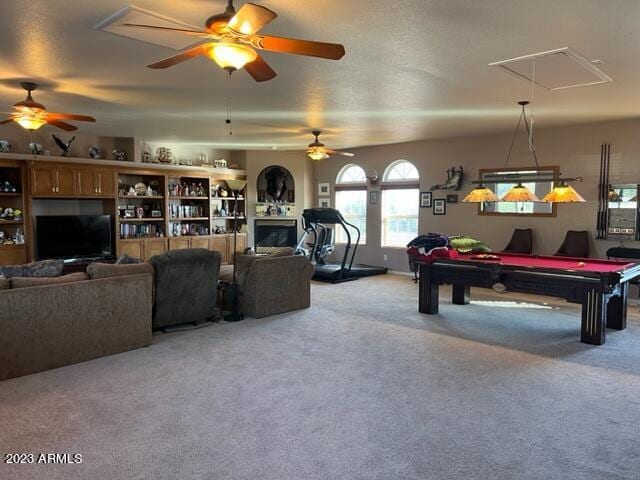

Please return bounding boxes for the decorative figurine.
[52,134,76,156]
[213,158,227,168]
[113,149,126,162]
[142,150,152,163]
[134,182,147,196]
[146,185,154,197]
[156,147,172,164]
[0,140,11,153]
[89,146,102,159]
[128,186,137,196]
[29,142,43,155]
[429,166,464,191]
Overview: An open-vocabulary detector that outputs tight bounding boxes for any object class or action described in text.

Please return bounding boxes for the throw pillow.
[87,262,154,280]
[0,259,64,279]
[11,272,89,289]
[449,235,491,253]
[0,277,10,290]
[116,254,142,264]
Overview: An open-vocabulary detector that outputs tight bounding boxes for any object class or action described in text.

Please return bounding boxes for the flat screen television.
[36,215,114,261]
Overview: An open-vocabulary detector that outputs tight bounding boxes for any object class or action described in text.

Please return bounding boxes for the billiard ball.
[578,261,585,267]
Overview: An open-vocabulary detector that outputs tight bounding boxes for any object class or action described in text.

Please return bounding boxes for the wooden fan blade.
[325,148,355,157]
[228,3,277,36]
[123,23,210,37]
[245,54,277,82]
[255,35,345,60]
[48,119,78,132]
[47,112,95,122]
[0,118,14,125]
[147,43,210,69]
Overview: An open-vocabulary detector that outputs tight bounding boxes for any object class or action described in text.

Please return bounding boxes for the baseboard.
[387,270,413,277]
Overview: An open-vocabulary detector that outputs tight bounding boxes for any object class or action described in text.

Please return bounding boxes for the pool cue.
[597,142,605,238]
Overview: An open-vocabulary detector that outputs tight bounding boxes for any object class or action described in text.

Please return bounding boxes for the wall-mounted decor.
[420,191,432,208]
[319,197,330,208]
[433,198,446,215]
[429,166,464,191]
[369,191,378,205]
[318,182,330,196]
[446,194,458,204]
[257,165,294,203]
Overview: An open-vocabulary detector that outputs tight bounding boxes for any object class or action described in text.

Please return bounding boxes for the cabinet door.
[169,237,191,251]
[31,166,56,196]
[209,235,228,264]
[96,169,116,196]
[143,239,167,261]
[0,246,27,266]
[118,240,143,259]
[76,168,98,196]
[55,167,76,196]
[190,236,210,250]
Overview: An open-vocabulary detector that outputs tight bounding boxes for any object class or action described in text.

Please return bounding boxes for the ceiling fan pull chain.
[226,73,233,136]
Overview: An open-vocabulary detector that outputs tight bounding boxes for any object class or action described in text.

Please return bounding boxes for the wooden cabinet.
[0,245,27,266]
[118,240,143,259]
[33,164,115,197]
[118,238,167,261]
[76,168,98,196]
[76,167,117,197]
[96,169,116,196]
[142,238,167,261]
[209,235,229,264]
[169,236,212,251]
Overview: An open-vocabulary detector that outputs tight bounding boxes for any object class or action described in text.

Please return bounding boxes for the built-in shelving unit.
[0,161,27,265]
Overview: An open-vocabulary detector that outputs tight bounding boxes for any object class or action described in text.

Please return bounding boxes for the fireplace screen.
[254,220,298,254]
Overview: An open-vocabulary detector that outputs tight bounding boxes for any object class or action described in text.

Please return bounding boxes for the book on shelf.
[169,204,206,219]
[120,223,164,239]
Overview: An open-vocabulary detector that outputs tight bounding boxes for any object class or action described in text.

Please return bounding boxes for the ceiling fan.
[124,0,346,82]
[307,130,354,161]
[0,82,96,132]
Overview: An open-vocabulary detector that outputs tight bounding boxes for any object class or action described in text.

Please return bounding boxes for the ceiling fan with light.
[124,0,346,82]
[307,130,354,161]
[0,82,96,132]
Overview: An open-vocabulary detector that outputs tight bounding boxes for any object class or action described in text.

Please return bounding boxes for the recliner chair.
[149,248,221,329]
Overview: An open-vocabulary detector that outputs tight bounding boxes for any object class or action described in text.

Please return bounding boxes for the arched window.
[334,164,367,244]
[381,160,420,247]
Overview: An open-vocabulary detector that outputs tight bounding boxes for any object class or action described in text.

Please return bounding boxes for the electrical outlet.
[383,254,388,261]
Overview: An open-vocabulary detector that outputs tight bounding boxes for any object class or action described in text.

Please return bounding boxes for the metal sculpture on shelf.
[429,166,464,191]
[52,134,75,156]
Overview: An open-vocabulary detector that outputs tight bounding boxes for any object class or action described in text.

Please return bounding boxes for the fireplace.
[254,219,298,254]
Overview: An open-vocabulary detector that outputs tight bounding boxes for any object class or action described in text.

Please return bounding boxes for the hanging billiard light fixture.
[462,185,499,203]
[541,181,585,203]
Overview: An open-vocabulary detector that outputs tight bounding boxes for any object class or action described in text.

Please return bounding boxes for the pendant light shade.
[500,183,540,202]
[462,185,499,203]
[542,183,585,203]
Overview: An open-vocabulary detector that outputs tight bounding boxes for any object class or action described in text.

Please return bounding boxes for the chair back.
[555,230,590,258]
[503,228,533,254]
[606,247,640,260]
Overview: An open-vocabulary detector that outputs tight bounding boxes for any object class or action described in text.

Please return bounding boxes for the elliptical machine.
[296,207,387,283]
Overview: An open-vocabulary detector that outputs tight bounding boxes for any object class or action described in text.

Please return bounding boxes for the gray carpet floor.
[1,274,640,480]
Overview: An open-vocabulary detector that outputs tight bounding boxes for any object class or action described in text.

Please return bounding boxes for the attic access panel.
[94,5,202,50]
[489,47,613,91]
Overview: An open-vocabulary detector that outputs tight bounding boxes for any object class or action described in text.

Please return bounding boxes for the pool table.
[417,252,640,345]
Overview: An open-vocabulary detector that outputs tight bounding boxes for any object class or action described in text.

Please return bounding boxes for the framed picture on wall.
[369,191,378,205]
[318,182,330,196]
[433,198,446,215]
[446,194,458,204]
[420,191,432,208]
[319,197,331,208]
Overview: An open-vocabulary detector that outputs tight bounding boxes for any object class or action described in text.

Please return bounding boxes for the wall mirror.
[607,184,638,240]
[478,166,558,217]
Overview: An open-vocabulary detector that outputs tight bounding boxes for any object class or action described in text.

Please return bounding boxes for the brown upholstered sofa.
[219,248,314,318]
[0,264,153,381]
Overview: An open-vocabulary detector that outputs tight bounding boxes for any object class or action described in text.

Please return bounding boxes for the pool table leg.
[418,265,439,314]
[606,283,628,330]
[452,285,470,305]
[581,291,606,345]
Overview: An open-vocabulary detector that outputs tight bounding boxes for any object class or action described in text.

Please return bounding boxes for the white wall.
[314,118,640,272]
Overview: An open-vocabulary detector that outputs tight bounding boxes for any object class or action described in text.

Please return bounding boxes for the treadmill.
[298,208,387,283]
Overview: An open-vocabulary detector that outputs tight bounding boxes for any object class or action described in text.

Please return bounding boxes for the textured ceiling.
[1,0,640,150]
